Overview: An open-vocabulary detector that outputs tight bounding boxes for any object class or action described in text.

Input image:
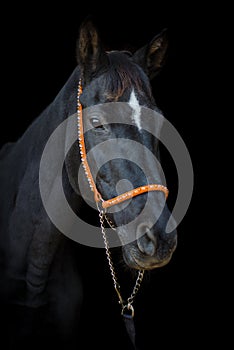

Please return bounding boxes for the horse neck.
[14,67,80,167]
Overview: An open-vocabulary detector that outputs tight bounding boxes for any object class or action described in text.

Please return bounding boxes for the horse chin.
[122,245,174,271]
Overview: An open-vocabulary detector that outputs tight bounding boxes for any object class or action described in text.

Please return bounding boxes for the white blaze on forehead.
[128,90,141,130]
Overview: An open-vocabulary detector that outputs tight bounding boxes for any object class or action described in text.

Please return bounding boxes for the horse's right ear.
[133,29,169,79]
[76,19,108,84]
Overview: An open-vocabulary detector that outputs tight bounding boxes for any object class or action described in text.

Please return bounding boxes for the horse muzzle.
[121,223,177,270]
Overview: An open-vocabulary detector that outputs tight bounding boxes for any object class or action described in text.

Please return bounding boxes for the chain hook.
[121,303,134,319]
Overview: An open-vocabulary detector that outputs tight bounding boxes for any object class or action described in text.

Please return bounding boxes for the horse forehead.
[128,90,141,130]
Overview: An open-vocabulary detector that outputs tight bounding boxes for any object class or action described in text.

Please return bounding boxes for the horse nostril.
[136,224,157,256]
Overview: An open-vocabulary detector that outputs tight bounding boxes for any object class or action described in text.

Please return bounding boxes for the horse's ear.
[133,29,168,79]
[76,19,108,83]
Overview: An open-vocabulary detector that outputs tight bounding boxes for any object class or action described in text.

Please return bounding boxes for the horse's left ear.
[133,29,168,79]
[76,18,108,84]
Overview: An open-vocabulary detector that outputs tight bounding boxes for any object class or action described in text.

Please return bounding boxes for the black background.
[0,2,219,349]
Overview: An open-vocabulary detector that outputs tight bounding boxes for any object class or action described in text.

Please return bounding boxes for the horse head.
[74,19,177,270]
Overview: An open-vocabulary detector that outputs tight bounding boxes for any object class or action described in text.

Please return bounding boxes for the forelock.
[102,52,152,101]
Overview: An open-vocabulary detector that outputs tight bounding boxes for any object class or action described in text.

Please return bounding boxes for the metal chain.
[126,269,144,306]
[98,208,144,317]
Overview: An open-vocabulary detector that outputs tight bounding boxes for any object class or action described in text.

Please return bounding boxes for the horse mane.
[103,51,153,101]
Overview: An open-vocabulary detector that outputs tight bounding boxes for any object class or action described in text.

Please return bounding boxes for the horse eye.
[90,117,103,129]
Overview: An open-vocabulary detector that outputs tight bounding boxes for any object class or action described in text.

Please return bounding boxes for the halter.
[77,79,169,209]
[77,79,169,344]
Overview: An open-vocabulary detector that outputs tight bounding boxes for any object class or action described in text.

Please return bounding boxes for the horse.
[0,19,177,349]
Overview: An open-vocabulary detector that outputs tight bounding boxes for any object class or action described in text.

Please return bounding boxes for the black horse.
[0,19,177,349]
